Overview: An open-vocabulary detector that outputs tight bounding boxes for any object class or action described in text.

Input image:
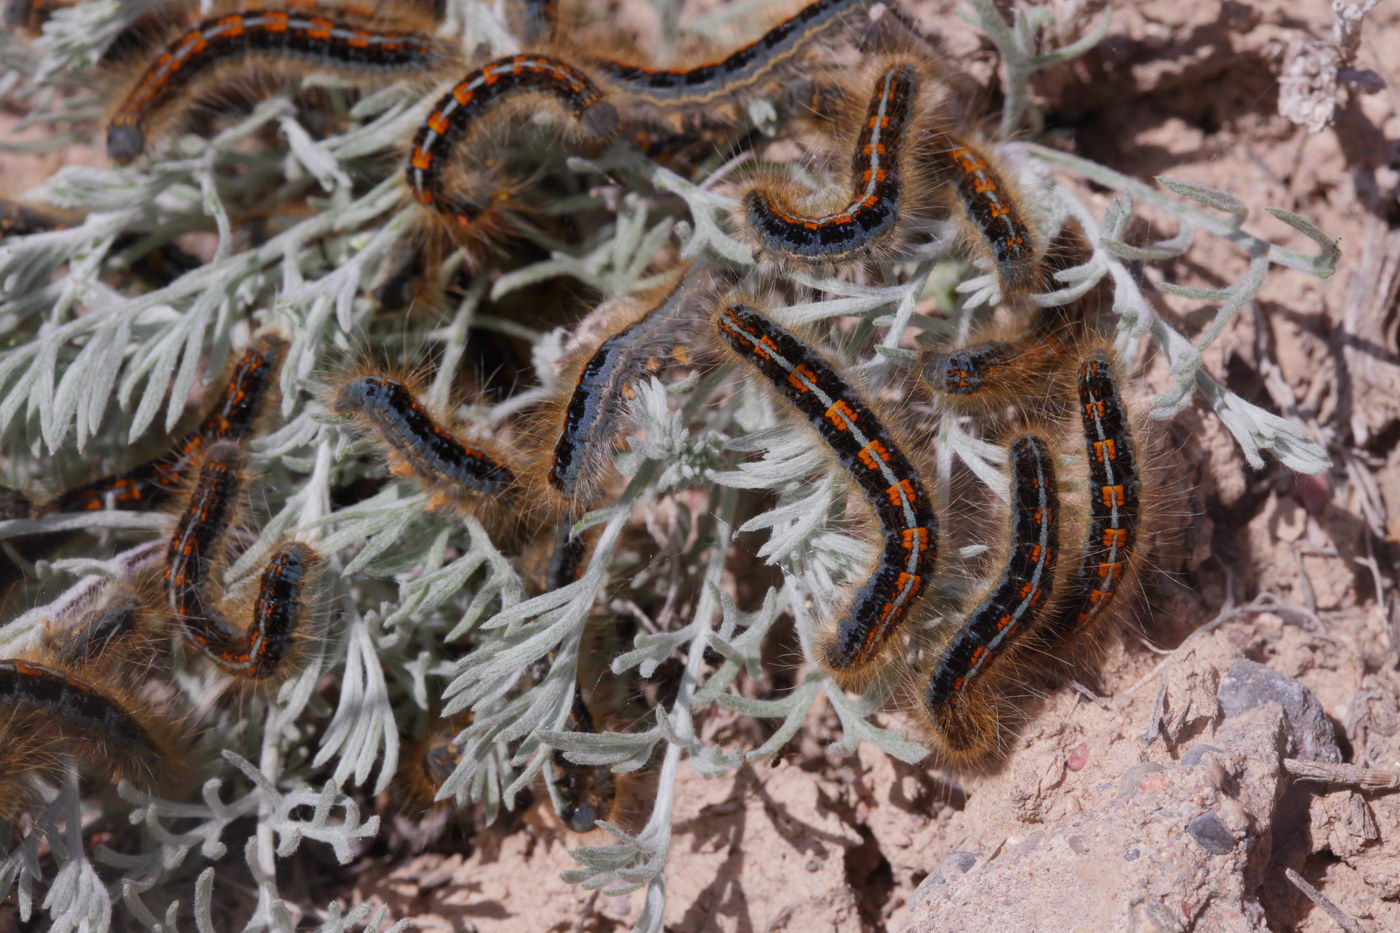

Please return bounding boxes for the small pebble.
[1187,811,1235,854]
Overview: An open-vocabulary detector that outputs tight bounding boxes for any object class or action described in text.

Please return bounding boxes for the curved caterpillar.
[107,4,447,162]
[714,303,938,682]
[220,541,319,680]
[919,433,1059,760]
[741,61,921,265]
[165,442,317,680]
[405,54,618,234]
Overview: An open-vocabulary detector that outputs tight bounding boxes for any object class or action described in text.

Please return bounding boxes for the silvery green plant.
[0,1,1336,931]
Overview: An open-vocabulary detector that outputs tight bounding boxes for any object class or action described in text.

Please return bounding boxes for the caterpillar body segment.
[924,130,1042,297]
[588,0,868,126]
[543,273,696,507]
[331,370,517,519]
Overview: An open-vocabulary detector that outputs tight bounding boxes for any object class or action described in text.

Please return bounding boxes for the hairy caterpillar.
[714,303,938,683]
[53,332,288,514]
[404,54,617,238]
[918,433,1060,761]
[332,371,516,516]
[106,3,448,162]
[740,60,924,265]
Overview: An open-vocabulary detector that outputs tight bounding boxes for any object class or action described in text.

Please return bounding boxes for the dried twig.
[1284,758,1400,792]
[1285,867,1369,933]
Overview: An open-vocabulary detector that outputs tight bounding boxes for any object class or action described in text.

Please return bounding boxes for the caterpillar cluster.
[0,334,322,818]
[0,0,1171,887]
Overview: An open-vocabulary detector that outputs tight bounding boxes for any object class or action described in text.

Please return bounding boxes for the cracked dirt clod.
[904,702,1292,932]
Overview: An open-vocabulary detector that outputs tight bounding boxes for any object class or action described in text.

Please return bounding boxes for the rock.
[902,705,1288,932]
[1186,811,1236,854]
[1218,660,1342,763]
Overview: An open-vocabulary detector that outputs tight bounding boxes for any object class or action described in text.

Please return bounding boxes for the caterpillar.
[0,657,183,806]
[1034,349,1141,655]
[165,441,245,631]
[922,307,1080,417]
[399,710,472,812]
[739,60,923,265]
[589,0,866,120]
[332,371,516,515]
[163,443,319,680]
[52,332,287,514]
[553,688,618,832]
[552,615,651,834]
[106,4,448,162]
[545,522,589,591]
[919,433,1060,761]
[925,130,1041,297]
[211,541,320,680]
[404,54,618,236]
[537,273,695,509]
[714,303,938,683]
